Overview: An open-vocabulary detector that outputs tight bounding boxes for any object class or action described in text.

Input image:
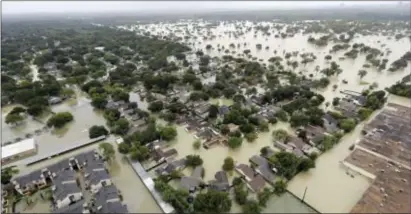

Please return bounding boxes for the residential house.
[250,94,266,106]
[92,186,128,213]
[52,170,83,209]
[195,127,218,141]
[49,96,63,105]
[323,113,340,133]
[227,123,239,133]
[69,150,100,170]
[194,103,211,119]
[46,158,72,176]
[180,166,204,191]
[105,101,120,110]
[146,140,168,151]
[249,155,276,184]
[12,170,47,195]
[219,105,230,116]
[155,158,187,176]
[84,161,111,193]
[260,146,275,159]
[208,171,230,192]
[336,100,359,118]
[274,139,306,158]
[52,199,90,214]
[301,125,328,146]
[235,164,266,192]
[151,148,178,163]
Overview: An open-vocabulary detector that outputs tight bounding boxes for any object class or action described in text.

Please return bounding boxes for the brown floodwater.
[120,20,411,213]
[4,20,410,213]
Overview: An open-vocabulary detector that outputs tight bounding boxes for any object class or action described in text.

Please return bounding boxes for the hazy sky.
[2,1,400,15]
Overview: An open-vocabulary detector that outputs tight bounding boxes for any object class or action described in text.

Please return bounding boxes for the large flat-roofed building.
[1,138,37,164]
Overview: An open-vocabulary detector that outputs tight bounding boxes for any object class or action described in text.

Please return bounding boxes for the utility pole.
[302,186,308,203]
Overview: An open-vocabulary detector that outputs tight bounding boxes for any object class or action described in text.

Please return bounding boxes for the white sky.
[2,1,400,15]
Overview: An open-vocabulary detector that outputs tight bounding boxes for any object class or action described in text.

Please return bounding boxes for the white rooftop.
[2,138,36,160]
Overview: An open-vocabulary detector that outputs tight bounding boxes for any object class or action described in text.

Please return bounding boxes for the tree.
[234,184,248,205]
[222,157,235,171]
[332,97,340,106]
[5,113,24,125]
[242,200,262,214]
[272,129,289,142]
[130,144,151,161]
[89,125,109,138]
[91,95,108,109]
[273,179,287,195]
[113,118,130,135]
[297,158,315,172]
[221,125,230,135]
[148,101,164,112]
[99,142,115,162]
[358,70,367,79]
[358,108,373,121]
[47,112,74,128]
[245,132,258,142]
[158,125,177,141]
[339,118,356,132]
[269,151,298,180]
[208,104,219,118]
[186,155,203,167]
[27,105,44,116]
[228,137,243,149]
[193,140,202,150]
[275,110,288,121]
[118,142,131,154]
[257,188,273,207]
[1,166,19,184]
[9,107,26,115]
[193,190,232,213]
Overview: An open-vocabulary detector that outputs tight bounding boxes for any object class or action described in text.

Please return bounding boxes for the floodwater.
[11,141,162,213]
[166,122,317,213]
[119,20,411,213]
[2,88,107,167]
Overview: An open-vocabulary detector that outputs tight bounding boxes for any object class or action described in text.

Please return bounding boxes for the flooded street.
[287,95,411,213]
[119,20,411,213]
[3,19,410,214]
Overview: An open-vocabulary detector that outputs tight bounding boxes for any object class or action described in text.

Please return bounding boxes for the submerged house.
[83,161,111,194]
[155,158,187,176]
[52,170,83,210]
[92,186,128,213]
[235,164,266,192]
[12,170,48,195]
[249,155,276,184]
[323,113,340,133]
[208,171,230,192]
[52,199,90,214]
[180,166,204,192]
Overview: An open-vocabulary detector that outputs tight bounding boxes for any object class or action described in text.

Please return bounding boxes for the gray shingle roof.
[94,185,120,205]
[52,199,87,213]
[96,202,128,213]
[214,171,228,183]
[12,170,42,188]
[53,170,76,184]
[47,159,71,174]
[52,182,81,202]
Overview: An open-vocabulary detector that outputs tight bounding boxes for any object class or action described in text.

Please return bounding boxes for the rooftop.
[2,138,37,160]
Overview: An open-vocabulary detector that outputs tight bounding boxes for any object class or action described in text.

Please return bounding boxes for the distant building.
[1,138,37,165]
